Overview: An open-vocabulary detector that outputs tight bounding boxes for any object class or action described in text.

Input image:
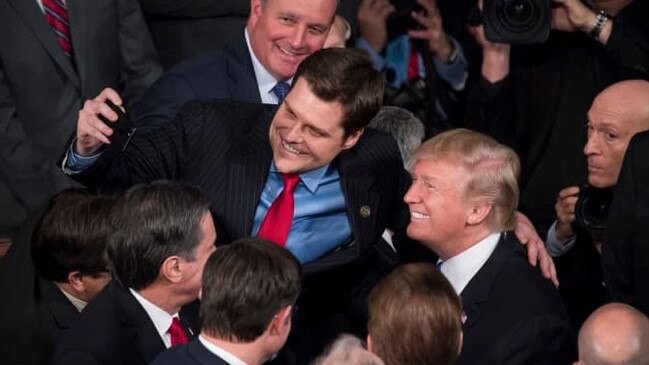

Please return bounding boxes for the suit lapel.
[38,276,79,330]
[224,109,274,239]
[7,0,80,88]
[66,0,85,90]
[460,234,511,330]
[112,282,167,363]
[225,34,262,103]
[338,147,379,254]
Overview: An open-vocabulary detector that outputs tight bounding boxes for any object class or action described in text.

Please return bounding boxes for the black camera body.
[386,0,425,41]
[575,186,614,232]
[483,0,550,44]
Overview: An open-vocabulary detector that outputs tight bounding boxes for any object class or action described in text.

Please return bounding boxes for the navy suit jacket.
[134,33,260,129]
[53,281,198,365]
[151,339,230,365]
[456,233,576,365]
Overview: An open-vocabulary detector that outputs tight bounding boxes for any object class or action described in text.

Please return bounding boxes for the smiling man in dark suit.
[63,48,406,363]
[133,0,338,129]
[53,182,217,365]
[0,0,161,239]
[152,237,301,365]
[404,129,575,364]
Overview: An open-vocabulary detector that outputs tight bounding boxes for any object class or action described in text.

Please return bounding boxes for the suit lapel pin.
[360,205,371,218]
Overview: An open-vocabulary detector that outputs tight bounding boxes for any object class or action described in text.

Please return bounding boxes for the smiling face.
[269,77,363,174]
[247,0,336,81]
[404,158,472,258]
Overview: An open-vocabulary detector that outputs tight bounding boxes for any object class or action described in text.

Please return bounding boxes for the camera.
[386,0,425,41]
[483,0,550,44]
[575,186,614,232]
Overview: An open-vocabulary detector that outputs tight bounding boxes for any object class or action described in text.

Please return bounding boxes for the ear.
[366,334,374,353]
[160,256,183,284]
[268,305,293,336]
[67,271,86,293]
[198,287,203,300]
[248,0,263,28]
[466,200,492,226]
[341,128,364,150]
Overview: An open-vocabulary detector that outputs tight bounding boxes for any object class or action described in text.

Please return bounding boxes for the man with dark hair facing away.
[54,181,217,365]
[152,236,301,365]
[0,189,114,365]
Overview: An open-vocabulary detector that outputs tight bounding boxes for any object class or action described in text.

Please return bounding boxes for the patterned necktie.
[272,81,290,103]
[42,0,73,58]
[257,173,300,247]
[168,317,188,346]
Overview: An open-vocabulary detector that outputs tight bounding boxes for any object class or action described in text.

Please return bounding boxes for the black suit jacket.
[151,339,230,365]
[603,130,649,316]
[456,233,576,365]
[134,34,260,129]
[53,281,198,365]
[0,206,79,365]
[69,100,409,362]
[0,0,161,235]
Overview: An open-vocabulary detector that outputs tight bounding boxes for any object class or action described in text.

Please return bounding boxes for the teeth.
[279,46,298,57]
[411,212,429,219]
[282,139,301,155]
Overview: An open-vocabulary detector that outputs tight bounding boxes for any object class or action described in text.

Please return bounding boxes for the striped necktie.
[42,0,73,58]
[272,81,290,103]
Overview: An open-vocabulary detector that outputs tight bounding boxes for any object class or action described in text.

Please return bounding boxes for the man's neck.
[136,285,182,315]
[438,227,493,261]
[202,332,268,365]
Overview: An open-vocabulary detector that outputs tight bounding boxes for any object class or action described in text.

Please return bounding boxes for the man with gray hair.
[404,128,575,364]
[576,303,649,365]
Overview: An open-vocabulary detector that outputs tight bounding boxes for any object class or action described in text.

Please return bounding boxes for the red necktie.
[168,317,188,346]
[407,42,419,81]
[257,173,300,246]
[42,0,74,58]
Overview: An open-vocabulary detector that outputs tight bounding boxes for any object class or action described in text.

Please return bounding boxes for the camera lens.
[498,0,537,32]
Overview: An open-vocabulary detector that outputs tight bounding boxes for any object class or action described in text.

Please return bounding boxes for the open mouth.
[410,211,430,219]
[282,139,303,155]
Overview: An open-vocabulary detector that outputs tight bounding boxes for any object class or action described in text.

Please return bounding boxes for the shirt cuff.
[546,220,576,257]
[433,36,469,91]
[61,140,102,175]
[356,37,386,71]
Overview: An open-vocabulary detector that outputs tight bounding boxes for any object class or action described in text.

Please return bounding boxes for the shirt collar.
[244,29,292,103]
[129,288,177,347]
[269,161,337,194]
[199,335,249,365]
[440,232,501,295]
[58,287,87,312]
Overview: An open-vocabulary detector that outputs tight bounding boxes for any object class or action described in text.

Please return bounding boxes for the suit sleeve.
[605,6,649,78]
[117,0,163,109]
[0,62,71,214]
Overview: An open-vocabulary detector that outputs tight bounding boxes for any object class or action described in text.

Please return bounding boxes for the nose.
[583,132,600,156]
[288,26,307,49]
[403,183,419,204]
[283,122,303,143]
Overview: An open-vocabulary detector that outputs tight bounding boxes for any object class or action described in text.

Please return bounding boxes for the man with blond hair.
[404,129,575,364]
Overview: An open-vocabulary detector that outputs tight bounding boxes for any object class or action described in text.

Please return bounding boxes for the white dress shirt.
[440,232,501,295]
[130,288,178,348]
[244,29,292,104]
[199,335,249,365]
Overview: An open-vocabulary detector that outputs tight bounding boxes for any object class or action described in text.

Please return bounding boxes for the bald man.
[575,303,649,365]
[546,80,649,328]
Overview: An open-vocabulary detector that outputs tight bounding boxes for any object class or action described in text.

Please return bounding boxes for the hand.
[551,0,596,33]
[554,186,580,243]
[75,88,124,156]
[357,0,395,53]
[514,211,559,287]
[408,0,453,62]
[467,0,510,82]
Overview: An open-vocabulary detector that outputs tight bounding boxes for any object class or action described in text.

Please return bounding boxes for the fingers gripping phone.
[98,99,136,151]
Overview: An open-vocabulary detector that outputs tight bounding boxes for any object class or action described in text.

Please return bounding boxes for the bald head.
[584,80,649,188]
[577,303,649,365]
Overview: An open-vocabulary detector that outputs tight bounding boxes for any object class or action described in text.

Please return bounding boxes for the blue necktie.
[273,81,290,103]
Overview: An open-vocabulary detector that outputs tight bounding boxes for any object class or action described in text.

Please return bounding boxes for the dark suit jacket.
[0,0,161,235]
[138,0,249,69]
[456,233,576,365]
[70,100,410,362]
[134,33,260,129]
[603,130,649,316]
[151,339,229,365]
[53,281,197,365]
[0,204,79,365]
